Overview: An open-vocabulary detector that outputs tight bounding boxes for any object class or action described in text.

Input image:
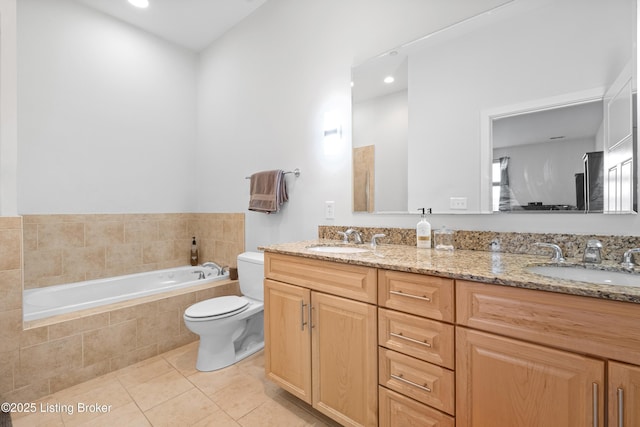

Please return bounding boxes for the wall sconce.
[323,111,342,157]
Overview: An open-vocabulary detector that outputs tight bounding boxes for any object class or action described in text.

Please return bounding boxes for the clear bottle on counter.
[434,226,454,251]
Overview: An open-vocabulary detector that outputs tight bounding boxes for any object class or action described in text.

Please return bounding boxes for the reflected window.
[492,160,501,212]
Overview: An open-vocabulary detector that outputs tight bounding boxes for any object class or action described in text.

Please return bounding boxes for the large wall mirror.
[351,0,637,214]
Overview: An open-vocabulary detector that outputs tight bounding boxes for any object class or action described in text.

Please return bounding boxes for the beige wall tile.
[158,219,188,240]
[23,249,62,285]
[18,335,82,384]
[62,246,106,276]
[0,229,22,271]
[2,379,50,404]
[125,220,159,243]
[83,320,137,366]
[0,309,22,353]
[37,223,84,250]
[48,313,109,341]
[0,269,22,311]
[105,243,142,269]
[86,222,124,247]
[49,359,111,394]
[20,326,48,348]
[0,350,18,395]
[143,240,175,264]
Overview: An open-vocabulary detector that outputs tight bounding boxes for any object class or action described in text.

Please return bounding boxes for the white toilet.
[183,252,265,371]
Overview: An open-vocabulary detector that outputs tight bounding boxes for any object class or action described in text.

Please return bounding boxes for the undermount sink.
[307,245,370,254]
[527,265,640,287]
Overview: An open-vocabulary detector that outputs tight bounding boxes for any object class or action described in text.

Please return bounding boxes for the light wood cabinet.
[379,387,454,427]
[457,279,640,427]
[264,254,378,427]
[609,361,640,427]
[456,327,605,427]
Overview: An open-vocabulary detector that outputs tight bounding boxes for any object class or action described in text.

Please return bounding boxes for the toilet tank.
[237,252,265,301]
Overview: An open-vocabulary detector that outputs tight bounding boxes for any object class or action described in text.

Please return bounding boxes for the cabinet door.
[609,361,640,427]
[312,292,378,427]
[457,327,605,427]
[264,279,311,404]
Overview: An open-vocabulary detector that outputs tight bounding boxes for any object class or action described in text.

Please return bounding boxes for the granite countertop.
[260,239,640,304]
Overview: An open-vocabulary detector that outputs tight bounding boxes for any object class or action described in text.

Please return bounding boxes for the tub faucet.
[220,266,229,275]
[193,270,206,280]
[345,228,363,244]
[582,239,602,264]
[621,248,640,269]
[534,242,565,262]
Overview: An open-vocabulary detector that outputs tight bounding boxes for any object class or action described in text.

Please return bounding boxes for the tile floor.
[10,342,340,427]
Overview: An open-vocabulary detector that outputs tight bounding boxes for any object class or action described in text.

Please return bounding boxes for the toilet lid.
[185,295,250,318]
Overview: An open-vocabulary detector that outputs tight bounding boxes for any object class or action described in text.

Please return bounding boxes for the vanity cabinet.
[377,270,456,426]
[457,279,640,427]
[264,253,378,427]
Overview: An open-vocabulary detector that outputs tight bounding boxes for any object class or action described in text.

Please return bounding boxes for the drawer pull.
[300,301,307,331]
[391,373,432,393]
[390,332,432,348]
[592,382,598,427]
[617,387,624,427]
[389,290,431,302]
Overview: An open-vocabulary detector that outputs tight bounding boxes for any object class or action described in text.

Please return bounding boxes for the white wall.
[353,90,408,212]
[17,0,198,213]
[0,0,17,216]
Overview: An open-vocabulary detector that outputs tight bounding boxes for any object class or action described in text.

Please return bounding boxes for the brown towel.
[248,170,288,213]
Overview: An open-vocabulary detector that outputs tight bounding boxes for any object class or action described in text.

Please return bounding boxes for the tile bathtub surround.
[23,213,245,289]
[319,226,640,262]
[0,213,245,404]
[5,276,240,404]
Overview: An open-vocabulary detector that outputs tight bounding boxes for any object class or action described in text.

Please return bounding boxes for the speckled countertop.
[260,240,640,304]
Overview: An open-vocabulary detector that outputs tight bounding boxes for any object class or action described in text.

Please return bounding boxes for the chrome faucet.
[370,233,386,249]
[202,262,221,275]
[193,270,206,280]
[345,228,363,244]
[337,231,349,243]
[582,239,602,264]
[534,242,565,262]
[621,248,640,269]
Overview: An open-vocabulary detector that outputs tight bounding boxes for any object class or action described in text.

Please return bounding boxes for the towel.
[248,170,288,213]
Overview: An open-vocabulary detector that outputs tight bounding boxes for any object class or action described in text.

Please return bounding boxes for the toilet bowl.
[183,252,265,371]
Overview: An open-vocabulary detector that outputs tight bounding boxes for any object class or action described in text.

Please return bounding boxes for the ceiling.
[74,0,268,52]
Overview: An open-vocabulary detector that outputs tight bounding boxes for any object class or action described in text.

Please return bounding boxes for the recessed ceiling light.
[128,0,149,8]
[384,76,395,84]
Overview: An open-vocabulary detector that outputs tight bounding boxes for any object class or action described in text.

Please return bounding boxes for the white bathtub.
[23,265,229,322]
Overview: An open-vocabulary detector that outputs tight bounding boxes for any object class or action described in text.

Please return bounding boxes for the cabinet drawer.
[378,308,454,369]
[457,280,640,365]
[264,252,377,303]
[379,387,454,427]
[378,270,454,322]
[379,348,455,416]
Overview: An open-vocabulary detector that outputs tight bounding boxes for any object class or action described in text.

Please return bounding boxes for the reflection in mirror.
[351,0,637,215]
[352,54,408,212]
[491,100,605,212]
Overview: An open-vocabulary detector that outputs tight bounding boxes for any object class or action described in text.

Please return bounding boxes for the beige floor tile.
[162,341,200,377]
[75,402,151,427]
[237,398,310,427]
[207,372,274,420]
[186,364,242,396]
[10,395,65,427]
[58,379,133,426]
[144,387,220,426]
[115,356,175,388]
[127,370,194,411]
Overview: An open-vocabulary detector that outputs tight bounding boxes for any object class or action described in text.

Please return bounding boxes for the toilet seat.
[184,295,250,320]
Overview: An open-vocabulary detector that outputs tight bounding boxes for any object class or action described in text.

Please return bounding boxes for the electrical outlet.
[325,201,335,219]
[450,197,468,210]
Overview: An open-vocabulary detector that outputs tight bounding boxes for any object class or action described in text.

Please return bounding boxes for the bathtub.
[23,265,229,322]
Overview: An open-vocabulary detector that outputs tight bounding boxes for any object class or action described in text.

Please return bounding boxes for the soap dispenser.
[190,236,199,266]
[416,208,432,249]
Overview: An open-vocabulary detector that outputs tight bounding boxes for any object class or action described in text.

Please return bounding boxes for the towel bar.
[245,168,300,179]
